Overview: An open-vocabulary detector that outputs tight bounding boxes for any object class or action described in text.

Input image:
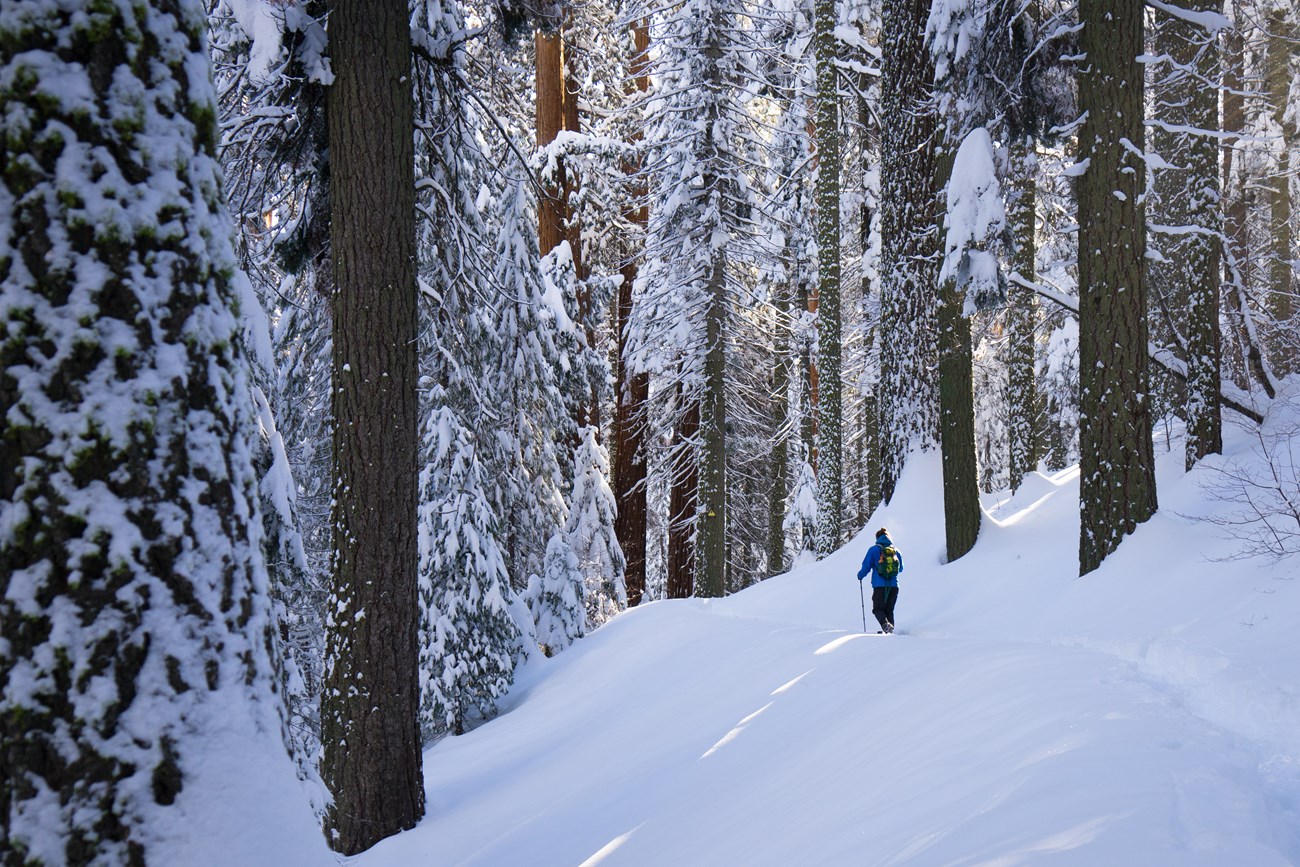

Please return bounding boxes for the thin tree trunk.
[1266,8,1296,374]
[812,0,842,555]
[1077,0,1157,575]
[1007,136,1038,492]
[667,397,699,598]
[1183,0,1224,467]
[613,20,650,606]
[322,0,424,851]
[768,277,792,576]
[697,255,728,597]
[1219,8,1274,398]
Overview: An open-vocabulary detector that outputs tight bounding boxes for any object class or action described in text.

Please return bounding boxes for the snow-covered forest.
[1,0,1297,862]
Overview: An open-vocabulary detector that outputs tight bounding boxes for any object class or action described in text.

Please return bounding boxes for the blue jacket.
[857,534,903,588]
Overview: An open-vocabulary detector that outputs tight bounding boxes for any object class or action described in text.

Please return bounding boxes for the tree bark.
[812,0,842,555]
[613,21,650,606]
[1,3,292,859]
[697,254,728,598]
[1266,8,1296,374]
[878,0,939,504]
[536,29,566,257]
[1007,137,1038,492]
[666,397,699,598]
[934,147,979,562]
[938,282,981,560]
[322,0,424,852]
[768,277,793,576]
[1077,0,1158,575]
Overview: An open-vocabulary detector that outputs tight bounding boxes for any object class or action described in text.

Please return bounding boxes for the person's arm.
[858,545,878,579]
[898,550,904,575]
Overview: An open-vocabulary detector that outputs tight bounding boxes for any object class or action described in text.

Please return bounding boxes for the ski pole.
[859,579,868,633]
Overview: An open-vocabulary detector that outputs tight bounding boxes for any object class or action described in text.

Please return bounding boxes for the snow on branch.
[1145,0,1229,33]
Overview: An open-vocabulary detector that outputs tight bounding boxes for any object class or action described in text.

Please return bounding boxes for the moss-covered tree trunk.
[1077,0,1158,575]
[1,1,291,860]
[321,0,424,852]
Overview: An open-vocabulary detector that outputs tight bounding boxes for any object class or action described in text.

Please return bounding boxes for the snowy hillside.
[331,408,1300,866]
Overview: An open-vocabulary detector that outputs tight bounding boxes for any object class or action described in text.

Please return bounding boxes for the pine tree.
[490,180,570,590]
[530,535,586,654]
[418,401,523,736]
[320,0,424,850]
[0,1,303,859]
[1077,0,1157,575]
[630,0,758,597]
[208,0,331,801]
[566,426,628,628]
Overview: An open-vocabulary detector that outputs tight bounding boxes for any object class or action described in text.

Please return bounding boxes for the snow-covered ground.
[252,404,1299,866]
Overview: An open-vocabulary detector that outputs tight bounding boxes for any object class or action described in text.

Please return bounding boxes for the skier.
[857,528,903,633]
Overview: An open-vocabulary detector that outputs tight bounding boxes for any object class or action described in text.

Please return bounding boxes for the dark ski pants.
[872,586,898,632]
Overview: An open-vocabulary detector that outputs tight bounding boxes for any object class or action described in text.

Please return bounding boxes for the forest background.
[0,0,1296,859]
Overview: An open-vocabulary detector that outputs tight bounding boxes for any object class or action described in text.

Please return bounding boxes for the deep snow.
[249,406,1298,865]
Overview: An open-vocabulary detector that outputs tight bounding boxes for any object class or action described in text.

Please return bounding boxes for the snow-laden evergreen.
[941,127,1006,314]
[565,427,627,628]
[488,180,571,589]
[530,534,586,655]
[209,0,332,790]
[0,1,322,860]
[418,400,525,737]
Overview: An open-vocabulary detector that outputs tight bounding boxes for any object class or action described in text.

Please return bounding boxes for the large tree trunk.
[1007,137,1038,492]
[613,21,651,606]
[878,0,939,504]
[812,0,842,555]
[322,0,424,852]
[937,288,980,560]
[934,145,980,562]
[1077,0,1158,575]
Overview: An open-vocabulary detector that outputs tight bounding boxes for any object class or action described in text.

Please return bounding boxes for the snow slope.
[340,416,1300,866]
